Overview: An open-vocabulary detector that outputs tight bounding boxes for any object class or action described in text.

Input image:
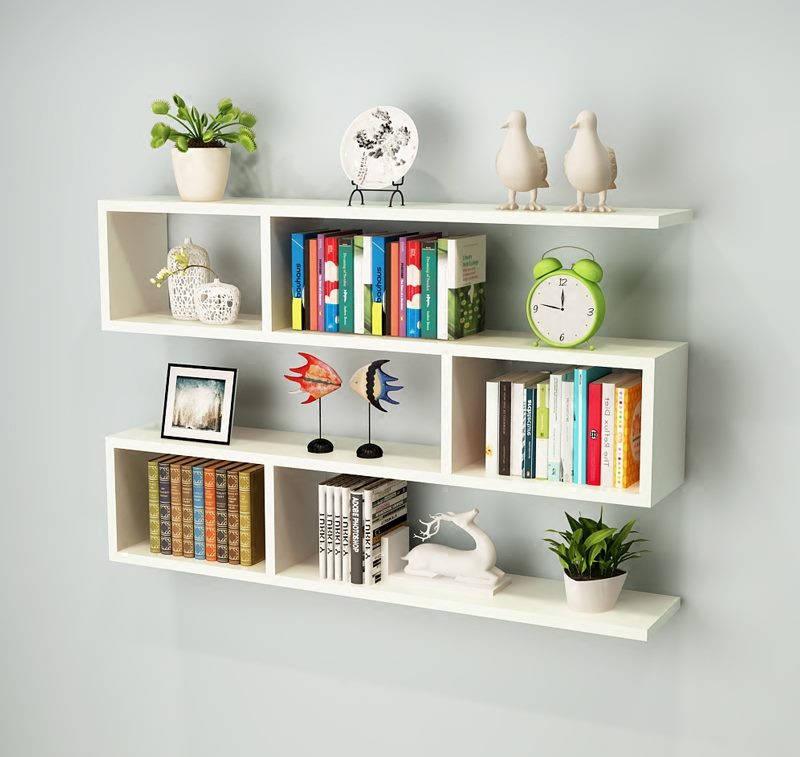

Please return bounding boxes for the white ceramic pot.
[167,237,212,320]
[563,571,627,613]
[194,278,241,325]
[171,147,231,201]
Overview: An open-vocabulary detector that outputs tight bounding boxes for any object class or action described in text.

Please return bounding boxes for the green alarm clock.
[526,245,605,348]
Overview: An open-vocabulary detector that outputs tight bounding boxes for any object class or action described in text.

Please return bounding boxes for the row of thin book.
[290,229,487,339]
[147,455,265,566]
[319,475,408,584]
[485,367,643,488]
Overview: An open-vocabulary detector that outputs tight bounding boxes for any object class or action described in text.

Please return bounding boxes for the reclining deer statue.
[401,508,506,587]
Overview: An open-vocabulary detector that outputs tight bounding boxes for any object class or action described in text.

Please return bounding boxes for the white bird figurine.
[564,110,617,213]
[496,110,548,211]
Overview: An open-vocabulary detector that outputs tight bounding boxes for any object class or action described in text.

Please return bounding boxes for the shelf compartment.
[274,556,679,641]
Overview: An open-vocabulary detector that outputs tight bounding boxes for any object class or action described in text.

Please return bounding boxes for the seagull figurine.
[564,110,617,213]
[496,110,549,211]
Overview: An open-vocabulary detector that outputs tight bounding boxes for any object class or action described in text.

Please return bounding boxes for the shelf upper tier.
[99,197,693,230]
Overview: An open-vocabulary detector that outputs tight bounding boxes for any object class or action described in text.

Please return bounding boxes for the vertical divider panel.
[262,463,276,576]
[260,211,273,335]
[440,354,453,475]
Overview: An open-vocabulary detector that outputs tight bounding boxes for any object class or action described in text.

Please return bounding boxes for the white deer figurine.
[401,508,507,588]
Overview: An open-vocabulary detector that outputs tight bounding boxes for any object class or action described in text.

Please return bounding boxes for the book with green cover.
[438,235,487,340]
[339,237,355,333]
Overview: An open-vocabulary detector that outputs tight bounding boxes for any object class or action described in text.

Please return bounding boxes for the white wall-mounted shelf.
[101,195,690,639]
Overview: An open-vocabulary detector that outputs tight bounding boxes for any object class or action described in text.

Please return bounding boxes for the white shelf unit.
[101,197,690,640]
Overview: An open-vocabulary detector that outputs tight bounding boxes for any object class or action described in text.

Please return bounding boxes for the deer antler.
[412,513,450,542]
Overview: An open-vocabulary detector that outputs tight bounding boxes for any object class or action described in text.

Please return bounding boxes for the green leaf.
[202,129,215,143]
[150,137,165,148]
[218,97,232,112]
[565,513,582,533]
[239,111,257,127]
[150,122,171,139]
[173,94,186,108]
[175,135,189,152]
[177,106,190,121]
[584,527,617,549]
[588,543,604,564]
[151,99,170,115]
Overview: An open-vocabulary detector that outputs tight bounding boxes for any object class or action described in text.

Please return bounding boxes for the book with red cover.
[324,236,341,332]
[389,241,400,336]
[586,381,603,486]
[308,239,318,331]
[203,462,221,561]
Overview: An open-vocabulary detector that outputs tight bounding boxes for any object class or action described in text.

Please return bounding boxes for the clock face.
[529,274,600,346]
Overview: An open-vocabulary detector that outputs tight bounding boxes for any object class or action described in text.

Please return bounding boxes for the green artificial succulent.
[544,510,649,580]
[149,94,257,153]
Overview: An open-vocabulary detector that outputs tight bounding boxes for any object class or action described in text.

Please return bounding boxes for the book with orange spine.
[203,462,221,561]
[308,239,319,331]
[615,375,643,489]
[389,241,400,336]
[239,464,265,567]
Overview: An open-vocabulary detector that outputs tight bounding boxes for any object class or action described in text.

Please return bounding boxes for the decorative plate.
[339,106,419,189]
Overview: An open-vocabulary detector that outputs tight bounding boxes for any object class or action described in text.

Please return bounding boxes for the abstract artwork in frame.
[161,363,237,444]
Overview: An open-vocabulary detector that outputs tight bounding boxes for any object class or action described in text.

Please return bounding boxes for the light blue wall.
[1,1,796,755]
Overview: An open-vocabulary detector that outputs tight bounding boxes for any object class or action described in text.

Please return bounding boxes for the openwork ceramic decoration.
[194,278,240,325]
[167,237,212,320]
[339,106,419,189]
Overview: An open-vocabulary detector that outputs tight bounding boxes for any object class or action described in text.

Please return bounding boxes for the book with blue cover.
[192,461,209,559]
[370,233,404,336]
[573,366,611,484]
[290,231,318,330]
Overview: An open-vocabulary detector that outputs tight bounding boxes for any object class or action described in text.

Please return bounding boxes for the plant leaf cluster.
[544,510,648,579]
[150,94,257,153]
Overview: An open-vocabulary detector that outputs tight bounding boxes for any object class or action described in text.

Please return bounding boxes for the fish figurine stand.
[284,353,342,453]
[349,359,403,459]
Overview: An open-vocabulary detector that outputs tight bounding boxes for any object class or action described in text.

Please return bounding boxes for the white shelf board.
[112,541,267,582]
[274,557,680,641]
[109,425,442,481]
[103,312,263,340]
[100,197,692,230]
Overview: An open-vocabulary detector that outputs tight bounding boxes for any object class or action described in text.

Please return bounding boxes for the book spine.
[248,466,265,566]
[498,380,512,476]
[406,239,422,337]
[389,241,399,336]
[353,236,364,334]
[398,238,408,336]
[523,388,534,479]
[308,239,318,331]
[349,491,364,584]
[561,380,574,484]
[511,381,525,476]
[192,464,205,559]
[316,234,326,331]
[334,486,344,581]
[360,235,371,335]
[421,241,437,339]
[180,464,194,558]
[325,485,334,579]
[340,239,354,333]
[170,461,183,556]
[617,381,643,489]
[436,239,448,340]
[291,232,305,330]
[215,469,229,563]
[535,382,549,479]
[601,380,616,487]
[573,370,588,485]
[547,375,562,481]
[363,488,375,586]
[238,468,252,567]
[318,484,327,579]
[586,383,603,486]
[148,459,160,554]
[227,467,241,566]
[341,486,351,583]
[324,237,339,332]
[485,381,499,475]
[158,459,172,555]
[203,467,217,561]
[371,237,386,336]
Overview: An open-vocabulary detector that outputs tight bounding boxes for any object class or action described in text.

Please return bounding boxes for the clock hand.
[541,304,562,310]
[560,290,565,310]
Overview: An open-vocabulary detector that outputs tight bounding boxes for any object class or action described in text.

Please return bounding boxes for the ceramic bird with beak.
[564,110,618,213]
[496,110,549,211]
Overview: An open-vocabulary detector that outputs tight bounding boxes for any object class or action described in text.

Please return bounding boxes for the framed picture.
[161,364,237,444]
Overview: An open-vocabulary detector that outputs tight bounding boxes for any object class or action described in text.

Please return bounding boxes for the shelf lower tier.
[110,545,679,641]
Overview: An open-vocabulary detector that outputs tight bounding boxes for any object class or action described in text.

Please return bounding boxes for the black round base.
[307,438,334,454]
[356,442,383,459]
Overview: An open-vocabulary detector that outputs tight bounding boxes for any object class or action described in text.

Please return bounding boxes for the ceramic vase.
[167,238,212,320]
[171,147,231,202]
[194,278,241,325]
[563,571,627,613]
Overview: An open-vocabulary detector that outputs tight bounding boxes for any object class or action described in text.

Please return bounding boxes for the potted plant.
[150,94,257,201]
[544,511,648,613]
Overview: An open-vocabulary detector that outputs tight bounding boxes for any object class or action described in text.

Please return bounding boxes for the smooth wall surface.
[1,1,796,755]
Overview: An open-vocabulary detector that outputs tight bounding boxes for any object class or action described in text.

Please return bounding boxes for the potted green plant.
[544,511,648,613]
[150,94,257,201]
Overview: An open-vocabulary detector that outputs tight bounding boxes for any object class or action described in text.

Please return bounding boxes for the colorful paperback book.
[615,375,643,489]
[324,236,341,332]
[512,372,548,477]
[523,386,535,479]
[548,368,573,482]
[573,367,611,485]
[315,232,327,331]
[439,235,487,340]
[353,236,364,334]
[587,382,603,486]
[389,241,400,336]
[308,239,319,331]
[421,239,438,339]
[349,486,364,584]
[535,380,550,479]
[238,464,265,567]
[370,233,401,336]
[359,235,371,334]
[192,460,212,559]
[398,236,410,336]
[405,237,422,337]
[291,231,317,330]
[485,378,500,475]
[595,373,636,487]
[561,374,575,484]
[339,236,355,333]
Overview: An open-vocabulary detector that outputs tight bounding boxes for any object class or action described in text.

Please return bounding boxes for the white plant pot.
[194,278,241,325]
[166,237,212,320]
[171,147,231,202]
[563,571,627,613]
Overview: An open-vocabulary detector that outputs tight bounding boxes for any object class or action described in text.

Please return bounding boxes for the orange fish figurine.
[284,353,342,454]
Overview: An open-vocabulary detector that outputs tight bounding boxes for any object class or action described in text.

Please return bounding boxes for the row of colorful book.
[290,230,487,339]
[147,455,265,566]
[485,368,642,488]
[318,475,408,584]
